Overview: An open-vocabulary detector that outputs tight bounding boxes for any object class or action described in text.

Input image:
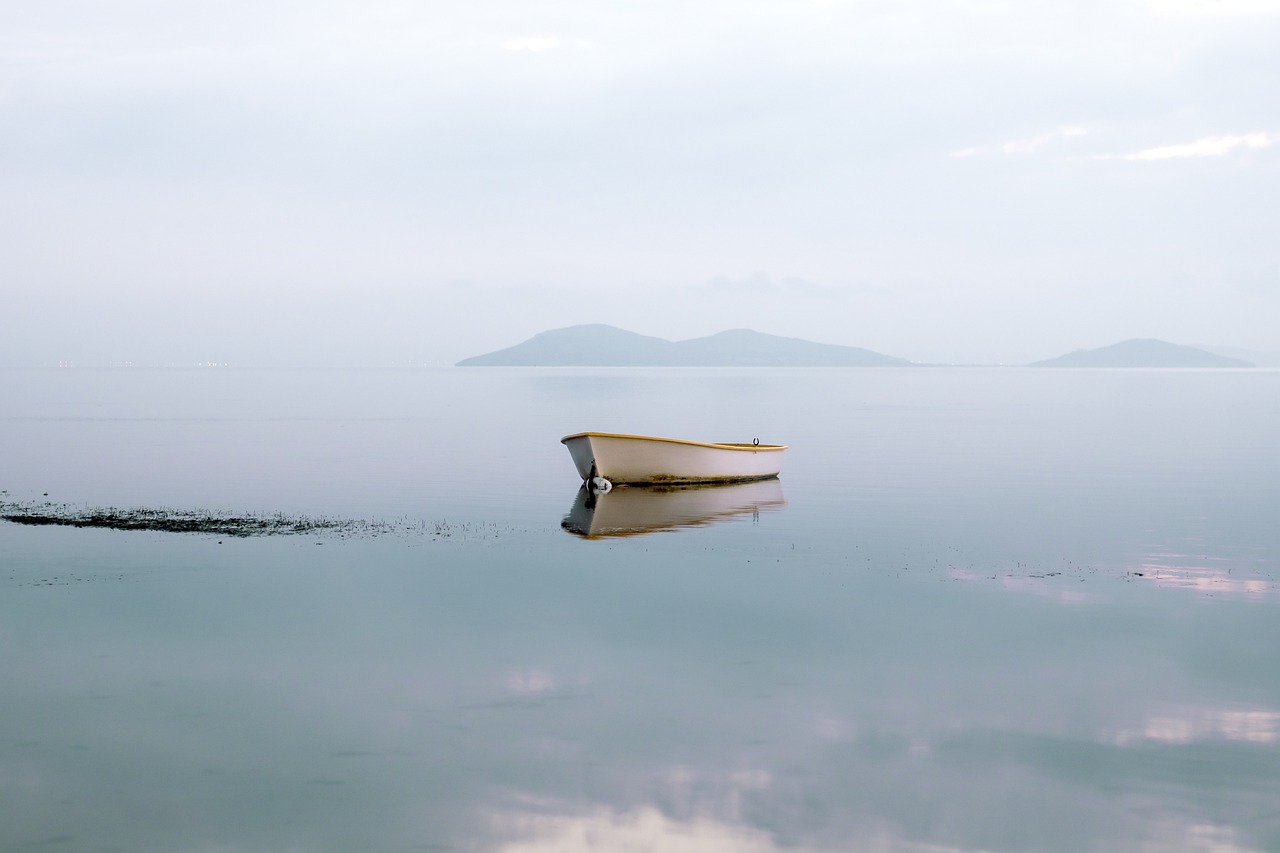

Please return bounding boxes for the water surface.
[2,367,1278,852]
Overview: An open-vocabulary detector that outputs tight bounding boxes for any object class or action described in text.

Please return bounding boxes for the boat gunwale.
[559,431,787,451]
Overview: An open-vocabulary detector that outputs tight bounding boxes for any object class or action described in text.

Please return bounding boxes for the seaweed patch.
[0,500,392,539]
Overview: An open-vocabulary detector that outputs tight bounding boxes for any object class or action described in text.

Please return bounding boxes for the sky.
[1,0,1278,366]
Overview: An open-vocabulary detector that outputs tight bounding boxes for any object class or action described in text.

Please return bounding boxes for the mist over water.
[2,367,1278,852]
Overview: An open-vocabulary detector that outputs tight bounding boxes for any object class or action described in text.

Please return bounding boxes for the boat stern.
[560,433,596,481]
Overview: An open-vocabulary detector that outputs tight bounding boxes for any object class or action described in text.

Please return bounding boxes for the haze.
[2,0,1278,367]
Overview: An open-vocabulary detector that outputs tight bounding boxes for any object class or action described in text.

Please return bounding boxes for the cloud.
[499,36,591,53]
[949,125,1090,158]
[1148,0,1280,17]
[502,37,564,52]
[1103,132,1279,161]
[698,274,851,299]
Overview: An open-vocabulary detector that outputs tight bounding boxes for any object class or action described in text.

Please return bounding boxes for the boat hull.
[561,432,786,485]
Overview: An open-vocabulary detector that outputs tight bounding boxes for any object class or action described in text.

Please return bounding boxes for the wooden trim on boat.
[560,431,787,451]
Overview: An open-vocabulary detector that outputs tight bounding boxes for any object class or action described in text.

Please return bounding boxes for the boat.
[560,431,786,488]
[561,478,787,539]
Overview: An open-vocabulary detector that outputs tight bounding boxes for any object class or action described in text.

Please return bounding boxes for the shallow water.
[2,367,1278,852]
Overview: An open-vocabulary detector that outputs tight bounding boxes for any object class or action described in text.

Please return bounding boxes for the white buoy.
[591,476,613,493]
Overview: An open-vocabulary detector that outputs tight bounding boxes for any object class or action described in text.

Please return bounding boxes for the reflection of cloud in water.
[506,669,557,695]
[1115,707,1280,746]
[488,807,1266,853]
[813,716,852,741]
[999,576,1090,603]
[491,807,791,853]
[943,551,1276,600]
[1141,823,1266,853]
[1132,553,1275,597]
[948,568,1093,603]
[489,806,957,853]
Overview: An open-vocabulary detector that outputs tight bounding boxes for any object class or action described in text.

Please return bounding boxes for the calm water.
[2,367,1278,852]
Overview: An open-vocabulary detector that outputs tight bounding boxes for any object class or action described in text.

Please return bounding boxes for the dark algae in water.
[0,499,516,541]
[0,501,382,538]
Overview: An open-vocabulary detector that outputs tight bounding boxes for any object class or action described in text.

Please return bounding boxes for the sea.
[2,366,1278,853]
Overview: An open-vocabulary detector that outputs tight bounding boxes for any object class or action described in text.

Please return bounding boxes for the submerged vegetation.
[0,501,382,537]
[0,500,512,541]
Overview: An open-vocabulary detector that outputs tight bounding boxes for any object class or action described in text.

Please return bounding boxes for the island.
[1031,339,1254,368]
[457,325,913,367]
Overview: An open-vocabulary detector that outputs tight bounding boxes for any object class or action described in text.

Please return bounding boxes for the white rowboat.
[561,431,786,487]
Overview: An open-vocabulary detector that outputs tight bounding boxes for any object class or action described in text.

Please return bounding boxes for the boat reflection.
[561,479,786,539]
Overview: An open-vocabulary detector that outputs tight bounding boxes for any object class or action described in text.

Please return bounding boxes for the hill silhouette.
[1199,345,1280,368]
[1031,339,1253,368]
[457,325,911,367]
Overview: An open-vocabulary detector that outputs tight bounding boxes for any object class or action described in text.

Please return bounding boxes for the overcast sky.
[2,0,1277,366]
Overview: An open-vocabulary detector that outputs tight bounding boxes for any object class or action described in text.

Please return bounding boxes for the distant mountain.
[1198,345,1280,368]
[670,329,910,366]
[1031,339,1254,368]
[458,325,675,367]
[456,325,912,367]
